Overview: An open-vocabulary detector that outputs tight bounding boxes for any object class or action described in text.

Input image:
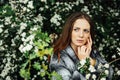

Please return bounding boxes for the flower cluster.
[77,58,110,80]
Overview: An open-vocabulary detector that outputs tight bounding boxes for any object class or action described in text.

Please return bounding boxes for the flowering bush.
[0,0,119,80]
[77,58,111,80]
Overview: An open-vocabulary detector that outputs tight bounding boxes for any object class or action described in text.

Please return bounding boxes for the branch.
[109,57,120,64]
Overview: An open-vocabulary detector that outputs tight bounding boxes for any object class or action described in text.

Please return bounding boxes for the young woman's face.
[71,19,90,48]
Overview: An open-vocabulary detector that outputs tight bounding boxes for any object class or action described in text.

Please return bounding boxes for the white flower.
[118,52,120,56]
[104,63,109,68]
[83,6,89,12]
[11,39,16,46]
[20,22,27,30]
[23,7,27,12]
[27,8,30,12]
[5,17,11,25]
[34,14,43,24]
[18,22,27,34]
[80,59,86,66]
[45,5,49,9]
[43,56,47,60]
[19,44,24,52]
[0,25,4,28]
[20,44,33,53]
[117,47,120,55]
[41,0,47,3]
[25,44,33,51]
[21,37,25,42]
[118,21,120,25]
[101,27,105,33]
[0,40,3,46]
[105,70,109,75]
[19,0,28,4]
[39,7,44,11]
[92,74,96,80]
[79,0,84,3]
[75,1,79,6]
[6,76,11,80]
[115,67,118,71]
[50,13,62,26]
[27,35,35,41]
[29,40,33,45]
[98,63,102,69]
[0,62,11,77]
[34,47,38,53]
[3,10,6,14]
[27,1,34,9]
[56,22,60,26]
[115,12,119,16]
[100,77,106,80]
[0,28,3,33]
[112,54,116,58]
[117,70,120,75]
[31,27,38,31]
[56,2,60,6]
[88,65,96,72]
[21,32,26,37]
[86,73,91,79]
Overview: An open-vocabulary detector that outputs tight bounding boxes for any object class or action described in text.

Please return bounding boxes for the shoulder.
[49,51,68,67]
[91,49,100,58]
[49,50,76,71]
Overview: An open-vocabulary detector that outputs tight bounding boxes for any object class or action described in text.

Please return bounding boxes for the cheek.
[71,32,76,38]
[84,34,90,41]
[71,32,77,42]
[85,33,90,38]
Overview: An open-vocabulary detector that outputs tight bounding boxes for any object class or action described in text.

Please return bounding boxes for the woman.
[49,12,113,80]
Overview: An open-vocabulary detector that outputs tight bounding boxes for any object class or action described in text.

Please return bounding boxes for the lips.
[77,40,84,43]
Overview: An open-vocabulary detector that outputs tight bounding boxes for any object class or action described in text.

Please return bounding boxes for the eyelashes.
[73,28,90,33]
[84,29,90,33]
[74,28,79,31]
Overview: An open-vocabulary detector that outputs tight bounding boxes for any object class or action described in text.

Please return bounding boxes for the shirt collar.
[63,45,79,64]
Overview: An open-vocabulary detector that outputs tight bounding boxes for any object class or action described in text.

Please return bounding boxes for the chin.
[76,44,84,47]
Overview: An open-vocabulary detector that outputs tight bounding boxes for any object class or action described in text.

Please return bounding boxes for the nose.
[79,30,84,37]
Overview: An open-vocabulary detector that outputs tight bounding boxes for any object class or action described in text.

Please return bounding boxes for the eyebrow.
[73,27,80,29]
[73,27,90,30]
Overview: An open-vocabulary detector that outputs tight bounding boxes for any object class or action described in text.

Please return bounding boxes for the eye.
[73,28,79,32]
[84,29,90,33]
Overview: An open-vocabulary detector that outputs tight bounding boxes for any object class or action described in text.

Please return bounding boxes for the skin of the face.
[70,18,90,50]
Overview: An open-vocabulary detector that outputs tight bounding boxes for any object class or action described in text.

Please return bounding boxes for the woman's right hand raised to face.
[77,36,92,60]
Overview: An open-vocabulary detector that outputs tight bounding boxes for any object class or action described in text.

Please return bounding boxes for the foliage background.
[0,0,120,80]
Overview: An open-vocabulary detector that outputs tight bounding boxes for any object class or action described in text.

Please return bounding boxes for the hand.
[77,36,92,60]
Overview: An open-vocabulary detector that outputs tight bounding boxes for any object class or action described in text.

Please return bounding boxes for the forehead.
[73,19,90,29]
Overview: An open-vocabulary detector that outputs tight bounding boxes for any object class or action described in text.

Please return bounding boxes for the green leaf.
[40,70,46,77]
[19,68,30,79]
[29,53,37,60]
[50,0,55,3]
[21,60,29,68]
[33,62,41,70]
[86,58,90,66]
[24,51,29,58]
[51,71,62,80]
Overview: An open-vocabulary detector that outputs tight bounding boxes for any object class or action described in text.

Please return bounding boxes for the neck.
[70,44,78,54]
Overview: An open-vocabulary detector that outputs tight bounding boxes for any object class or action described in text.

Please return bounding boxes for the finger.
[87,36,92,48]
[86,38,90,48]
[77,47,81,54]
[89,35,92,46]
[81,46,87,54]
[86,48,91,56]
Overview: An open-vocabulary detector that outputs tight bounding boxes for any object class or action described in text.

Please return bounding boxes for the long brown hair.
[53,12,94,60]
